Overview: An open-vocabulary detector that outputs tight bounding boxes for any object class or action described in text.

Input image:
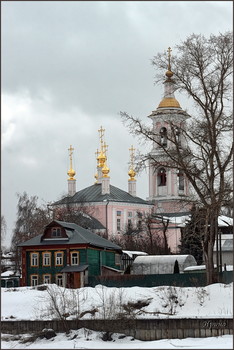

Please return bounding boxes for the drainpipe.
[100,250,102,276]
[219,229,222,272]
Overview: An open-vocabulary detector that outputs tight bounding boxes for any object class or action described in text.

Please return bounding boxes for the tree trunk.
[203,210,219,285]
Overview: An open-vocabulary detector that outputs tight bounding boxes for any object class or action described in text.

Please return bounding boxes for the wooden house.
[18,220,122,288]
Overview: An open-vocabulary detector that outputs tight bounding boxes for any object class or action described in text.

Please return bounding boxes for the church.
[50,48,192,254]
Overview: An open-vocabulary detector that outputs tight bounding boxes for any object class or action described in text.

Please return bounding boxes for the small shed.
[1,270,20,288]
[131,254,197,275]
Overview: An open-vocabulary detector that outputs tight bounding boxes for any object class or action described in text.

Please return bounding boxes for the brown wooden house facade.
[18,220,122,288]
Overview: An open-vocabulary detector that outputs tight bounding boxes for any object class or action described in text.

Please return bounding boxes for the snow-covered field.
[1,283,233,349]
[1,329,233,349]
[1,283,233,320]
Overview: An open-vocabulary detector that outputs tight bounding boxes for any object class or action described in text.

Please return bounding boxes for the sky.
[2,0,233,248]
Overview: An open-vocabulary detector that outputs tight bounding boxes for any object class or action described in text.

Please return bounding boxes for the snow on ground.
[1,329,233,349]
[1,284,233,349]
[1,283,233,321]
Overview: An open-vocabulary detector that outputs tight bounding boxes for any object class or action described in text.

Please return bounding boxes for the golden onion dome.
[158,97,181,109]
[102,163,110,177]
[97,151,106,167]
[67,168,76,179]
[128,168,136,180]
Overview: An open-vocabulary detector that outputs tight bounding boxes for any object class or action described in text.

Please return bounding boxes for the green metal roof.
[52,183,150,206]
[18,220,122,251]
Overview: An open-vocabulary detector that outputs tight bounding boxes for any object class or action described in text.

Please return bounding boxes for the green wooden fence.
[88,271,233,288]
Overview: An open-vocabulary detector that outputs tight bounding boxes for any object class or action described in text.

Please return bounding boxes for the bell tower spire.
[96,126,107,183]
[67,145,76,196]
[157,47,181,109]
[94,126,111,194]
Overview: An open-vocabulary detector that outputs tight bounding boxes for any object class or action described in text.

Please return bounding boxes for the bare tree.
[1,216,7,252]
[111,212,170,256]
[11,192,52,272]
[121,32,233,284]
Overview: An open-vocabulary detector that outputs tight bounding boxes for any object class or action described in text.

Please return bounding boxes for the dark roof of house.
[18,220,122,251]
[66,212,105,230]
[52,183,150,206]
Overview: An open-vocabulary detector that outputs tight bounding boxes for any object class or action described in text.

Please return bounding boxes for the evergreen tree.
[179,205,204,265]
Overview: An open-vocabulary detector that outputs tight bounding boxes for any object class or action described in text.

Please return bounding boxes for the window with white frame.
[56,274,63,287]
[71,251,79,265]
[43,275,51,284]
[43,252,51,266]
[55,252,63,266]
[117,211,121,216]
[31,275,38,286]
[128,211,132,217]
[30,252,39,267]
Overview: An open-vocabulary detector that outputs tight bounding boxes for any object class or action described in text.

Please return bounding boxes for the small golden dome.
[128,168,136,180]
[158,97,181,109]
[102,163,110,177]
[97,151,106,167]
[67,168,76,179]
[165,70,173,78]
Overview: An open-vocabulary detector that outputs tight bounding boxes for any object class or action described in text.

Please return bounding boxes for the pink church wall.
[79,202,153,239]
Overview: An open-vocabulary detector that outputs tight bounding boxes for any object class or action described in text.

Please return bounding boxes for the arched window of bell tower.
[160,127,167,147]
[158,168,167,186]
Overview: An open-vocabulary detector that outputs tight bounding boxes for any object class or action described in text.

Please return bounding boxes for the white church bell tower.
[148,47,190,213]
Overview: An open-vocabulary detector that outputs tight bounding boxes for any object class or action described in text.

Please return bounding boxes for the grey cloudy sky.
[2,1,232,248]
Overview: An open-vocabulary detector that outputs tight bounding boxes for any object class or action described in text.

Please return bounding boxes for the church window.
[127,219,132,229]
[160,127,167,146]
[71,251,79,265]
[42,252,51,266]
[117,218,121,230]
[138,220,142,230]
[175,127,181,146]
[158,168,167,186]
[178,171,185,191]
